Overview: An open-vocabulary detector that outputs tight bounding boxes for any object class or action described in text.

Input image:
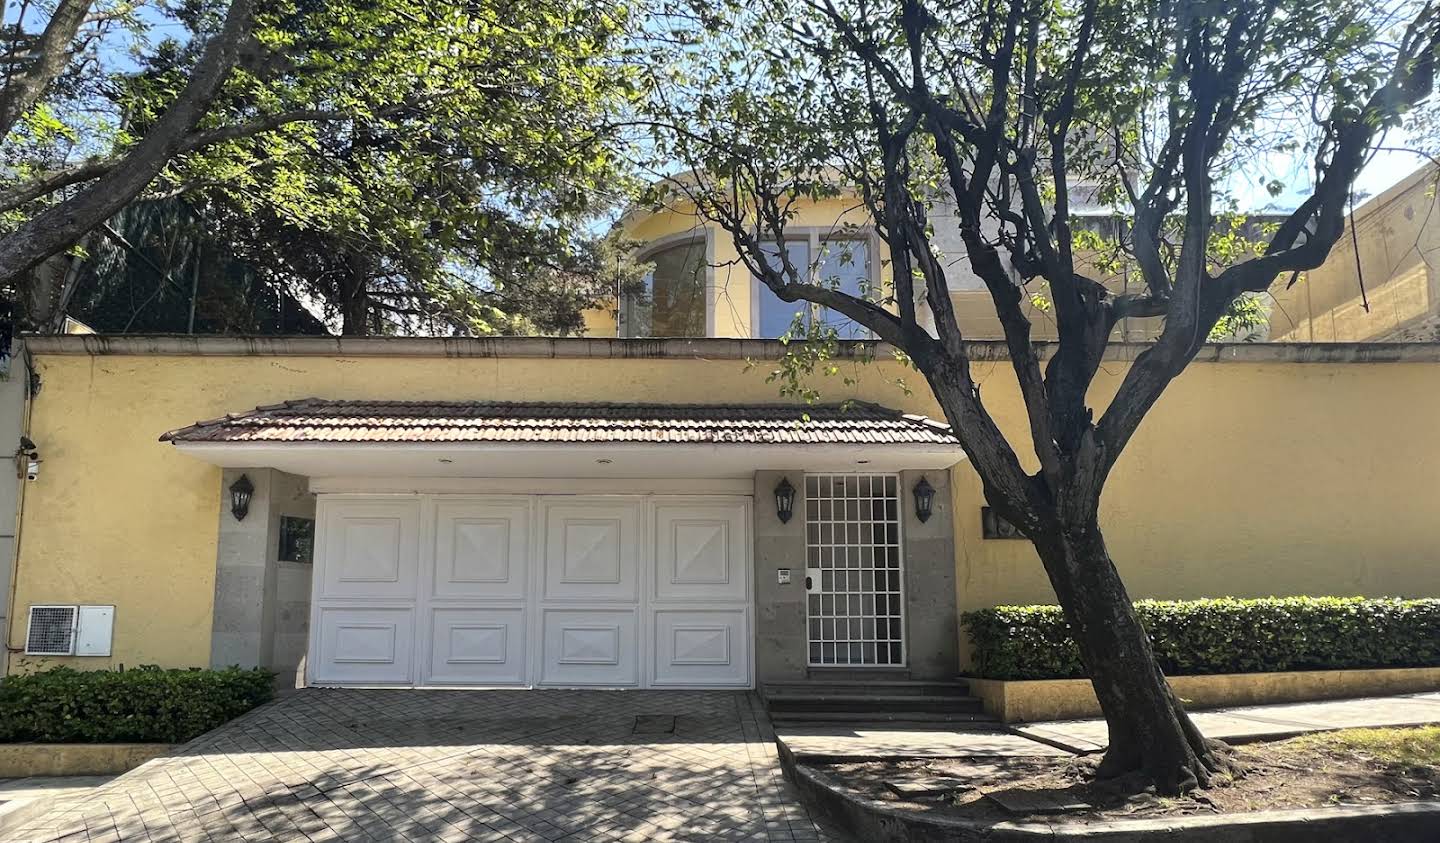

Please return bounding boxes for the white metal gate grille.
[804,474,904,666]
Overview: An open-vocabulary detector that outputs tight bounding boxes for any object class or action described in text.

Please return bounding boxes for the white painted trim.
[308,477,757,496]
[174,442,964,481]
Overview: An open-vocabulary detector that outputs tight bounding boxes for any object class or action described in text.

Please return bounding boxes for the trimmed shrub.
[962,596,1440,680]
[0,665,273,743]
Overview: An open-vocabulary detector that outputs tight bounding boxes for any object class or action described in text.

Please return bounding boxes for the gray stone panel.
[753,470,808,682]
[900,469,959,679]
[210,468,314,681]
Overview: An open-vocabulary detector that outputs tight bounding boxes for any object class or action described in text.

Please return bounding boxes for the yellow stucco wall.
[5,350,930,670]
[1269,165,1440,342]
[8,346,1440,672]
[948,356,1440,663]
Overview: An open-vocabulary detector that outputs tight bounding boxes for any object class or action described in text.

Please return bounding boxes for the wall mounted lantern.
[913,476,935,523]
[15,436,39,481]
[774,476,796,524]
[229,474,255,521]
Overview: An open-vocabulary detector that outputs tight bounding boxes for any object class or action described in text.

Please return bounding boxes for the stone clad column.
[899,469,959,679]
[753,470,808,682]
[210,468,313,680]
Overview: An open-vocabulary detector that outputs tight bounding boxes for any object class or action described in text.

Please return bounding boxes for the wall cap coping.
[21,333,1440,363]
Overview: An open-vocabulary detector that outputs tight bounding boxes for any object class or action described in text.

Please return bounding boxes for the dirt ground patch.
[821,726,1440,823]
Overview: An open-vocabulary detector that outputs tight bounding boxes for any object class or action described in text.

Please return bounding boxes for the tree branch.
[1097,2,1440,475]
[0,0,91,141]
[0,0,255,286]
[0,98,435,215]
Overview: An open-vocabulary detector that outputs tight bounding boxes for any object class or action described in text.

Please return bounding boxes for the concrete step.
[804,668,914,681]
[764,693,985,714]
[769,710,999,726]
[763,680,971,698]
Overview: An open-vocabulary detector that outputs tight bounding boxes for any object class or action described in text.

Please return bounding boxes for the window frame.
[619,230,713,338]
[748,227,882,339]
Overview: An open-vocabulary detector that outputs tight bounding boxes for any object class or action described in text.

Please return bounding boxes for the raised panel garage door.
[309,494,752,688]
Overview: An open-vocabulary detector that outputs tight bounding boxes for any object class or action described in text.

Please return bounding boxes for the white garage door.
[308,494,752,688]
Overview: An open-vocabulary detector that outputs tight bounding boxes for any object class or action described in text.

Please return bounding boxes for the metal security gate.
[803,474,905,666]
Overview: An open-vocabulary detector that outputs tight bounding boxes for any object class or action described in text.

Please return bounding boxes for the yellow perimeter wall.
[7,349,1440,671]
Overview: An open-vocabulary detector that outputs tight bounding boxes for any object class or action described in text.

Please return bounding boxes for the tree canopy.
[0,0,643,335]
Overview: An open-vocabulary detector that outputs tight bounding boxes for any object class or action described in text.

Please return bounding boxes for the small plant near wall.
[0,665,274,743]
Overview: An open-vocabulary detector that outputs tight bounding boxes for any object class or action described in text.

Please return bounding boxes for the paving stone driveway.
[11,689,847,842]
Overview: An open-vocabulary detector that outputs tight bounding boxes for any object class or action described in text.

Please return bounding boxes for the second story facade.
[590,164,1440,344]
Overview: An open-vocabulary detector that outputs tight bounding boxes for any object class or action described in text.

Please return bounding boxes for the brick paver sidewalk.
[10,689,847,842]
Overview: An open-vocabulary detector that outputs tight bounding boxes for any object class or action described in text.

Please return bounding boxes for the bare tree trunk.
[1030,515,1232,794]
[0,0,93,142]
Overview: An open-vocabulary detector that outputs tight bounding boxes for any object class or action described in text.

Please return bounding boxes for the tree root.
[1096,737,1246,795]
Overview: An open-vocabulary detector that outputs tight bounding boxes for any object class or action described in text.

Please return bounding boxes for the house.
[1268,162,1440,343]
[2,189,1438,690]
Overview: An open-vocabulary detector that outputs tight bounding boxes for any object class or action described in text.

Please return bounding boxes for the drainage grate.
[632,715,677,734]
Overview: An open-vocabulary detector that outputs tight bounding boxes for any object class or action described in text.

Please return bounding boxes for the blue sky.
[1230,125,1430,211]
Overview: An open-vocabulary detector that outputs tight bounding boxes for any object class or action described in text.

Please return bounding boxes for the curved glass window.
[621,239,707,337]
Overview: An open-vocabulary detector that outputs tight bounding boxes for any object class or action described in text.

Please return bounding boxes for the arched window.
[621,238,707,337]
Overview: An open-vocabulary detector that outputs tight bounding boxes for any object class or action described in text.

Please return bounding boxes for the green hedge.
[0,665,273,743]
[962,597,1440,680]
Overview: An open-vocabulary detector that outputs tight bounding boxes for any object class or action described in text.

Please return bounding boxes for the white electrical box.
[75,605,115,656]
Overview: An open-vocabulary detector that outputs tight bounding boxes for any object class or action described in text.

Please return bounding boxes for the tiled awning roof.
[160,398,958,446]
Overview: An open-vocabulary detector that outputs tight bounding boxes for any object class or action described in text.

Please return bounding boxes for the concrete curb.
[778,741,1440,841]
[969,669,1440,724]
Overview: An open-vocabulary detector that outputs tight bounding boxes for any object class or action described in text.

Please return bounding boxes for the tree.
[644,0,1440,793]
[119,0,638,336]
[0,0,257,296]
[0,0,639,335]
[59,196,331,334]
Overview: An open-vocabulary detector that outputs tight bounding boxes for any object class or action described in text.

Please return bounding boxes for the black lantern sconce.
[913,476,935,523]
[774,476,796,524]
[229,474,255,521]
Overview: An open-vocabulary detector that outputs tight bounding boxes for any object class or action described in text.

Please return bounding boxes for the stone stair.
[761,675,998,728]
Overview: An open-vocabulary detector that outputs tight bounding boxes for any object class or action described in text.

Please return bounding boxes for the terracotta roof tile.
[159,399,958,446]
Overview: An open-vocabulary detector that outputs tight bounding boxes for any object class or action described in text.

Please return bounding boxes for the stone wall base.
[969,666,1440,723]
[0,743,174,777]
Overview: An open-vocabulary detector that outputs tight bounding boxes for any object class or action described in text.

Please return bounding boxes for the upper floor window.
[621,238,707,337]
[754,233,873,339]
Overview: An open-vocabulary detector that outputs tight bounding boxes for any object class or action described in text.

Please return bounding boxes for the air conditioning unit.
[25,605,114,656]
